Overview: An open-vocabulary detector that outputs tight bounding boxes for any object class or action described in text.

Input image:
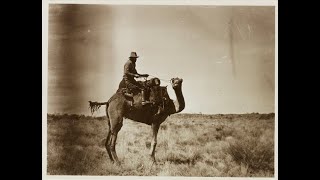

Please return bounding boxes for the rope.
[148,74,171,83]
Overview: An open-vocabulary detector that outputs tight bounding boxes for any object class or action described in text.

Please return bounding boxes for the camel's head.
[171,77,183,89]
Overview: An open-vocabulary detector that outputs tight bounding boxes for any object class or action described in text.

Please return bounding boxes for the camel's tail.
[88,101,108,115]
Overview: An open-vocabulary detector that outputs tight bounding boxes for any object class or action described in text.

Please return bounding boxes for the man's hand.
[134,74,148,78]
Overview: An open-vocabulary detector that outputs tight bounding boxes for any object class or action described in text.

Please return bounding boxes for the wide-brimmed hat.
[129,52,139,58]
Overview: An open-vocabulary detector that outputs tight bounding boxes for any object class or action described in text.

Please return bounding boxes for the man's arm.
[136,70,149,77]
[124,62,149,78]
[138,73,149,77]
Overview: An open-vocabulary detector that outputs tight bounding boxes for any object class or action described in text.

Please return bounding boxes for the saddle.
[117,78,166,115]
[117,78,160,98]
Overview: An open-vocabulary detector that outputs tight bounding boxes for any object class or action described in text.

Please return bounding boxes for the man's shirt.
[123,60,137,81]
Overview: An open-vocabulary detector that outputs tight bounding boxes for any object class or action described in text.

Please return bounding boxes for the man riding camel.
[122,51,151,105]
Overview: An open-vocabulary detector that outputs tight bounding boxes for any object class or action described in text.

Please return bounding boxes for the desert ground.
[47,113,274,177]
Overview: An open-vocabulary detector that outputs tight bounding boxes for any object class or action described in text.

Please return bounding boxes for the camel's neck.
[172,85,185,114]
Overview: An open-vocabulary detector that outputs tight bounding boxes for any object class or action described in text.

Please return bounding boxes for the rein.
[148,74,172,84]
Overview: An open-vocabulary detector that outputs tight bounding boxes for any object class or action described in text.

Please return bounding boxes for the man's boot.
[141,89,151,105]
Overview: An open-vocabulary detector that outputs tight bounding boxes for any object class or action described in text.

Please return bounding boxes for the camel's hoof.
[149,156,157,165]
[112,161,121,166]
[115,162,121,167]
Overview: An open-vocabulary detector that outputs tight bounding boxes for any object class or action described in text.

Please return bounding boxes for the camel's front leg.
[149,123,160,163]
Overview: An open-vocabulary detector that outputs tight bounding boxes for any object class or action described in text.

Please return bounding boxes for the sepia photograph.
[44,1,277,178]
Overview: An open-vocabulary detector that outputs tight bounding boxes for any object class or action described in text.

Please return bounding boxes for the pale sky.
[48,5,275,115]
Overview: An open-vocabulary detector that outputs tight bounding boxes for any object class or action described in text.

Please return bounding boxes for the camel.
[89,77,185,165]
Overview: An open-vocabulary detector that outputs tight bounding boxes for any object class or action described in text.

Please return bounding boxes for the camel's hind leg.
[105,106,114,162]
[105,129,114,162]
[109,118,123,165]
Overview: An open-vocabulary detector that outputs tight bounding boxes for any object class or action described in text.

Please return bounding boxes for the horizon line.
[47,112,275,117]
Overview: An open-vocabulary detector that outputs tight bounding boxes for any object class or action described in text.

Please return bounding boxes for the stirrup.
[141,101,152,105]
[155,107,163,115]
